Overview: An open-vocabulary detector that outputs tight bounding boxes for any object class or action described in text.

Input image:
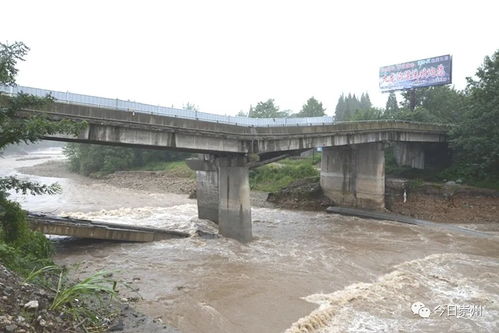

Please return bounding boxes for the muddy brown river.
[1,148,498,332]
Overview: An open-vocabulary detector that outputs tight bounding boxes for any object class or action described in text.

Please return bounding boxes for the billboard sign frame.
[379,55,452,93]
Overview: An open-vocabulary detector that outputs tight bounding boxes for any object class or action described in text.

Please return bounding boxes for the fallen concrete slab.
[27,212,190,242]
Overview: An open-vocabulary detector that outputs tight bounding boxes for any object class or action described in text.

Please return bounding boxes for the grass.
[49,270,119,331]
[51,270,117,310]
[134,160,195,178]
[250,155,321,192]
[33,266,119,330]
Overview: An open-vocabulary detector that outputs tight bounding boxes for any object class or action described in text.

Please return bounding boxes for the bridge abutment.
[320,143,385,210]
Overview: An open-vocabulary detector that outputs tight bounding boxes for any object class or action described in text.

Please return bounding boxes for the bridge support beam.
[217,156,252,243]
[196,170,219,223]
[320,143,385,210]
[393,142,425,169]
[186,155,219,224]
[187,155,252,242]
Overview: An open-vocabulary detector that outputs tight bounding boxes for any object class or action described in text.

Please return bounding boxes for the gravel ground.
[0,264,180,333]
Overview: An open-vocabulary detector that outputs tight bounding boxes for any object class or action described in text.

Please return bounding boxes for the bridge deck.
[27,213,189,242]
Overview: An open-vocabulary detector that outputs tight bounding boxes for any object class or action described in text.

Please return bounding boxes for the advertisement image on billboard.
[379,55,452,92]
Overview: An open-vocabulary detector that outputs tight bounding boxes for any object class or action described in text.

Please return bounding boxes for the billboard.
[379,55,452,92]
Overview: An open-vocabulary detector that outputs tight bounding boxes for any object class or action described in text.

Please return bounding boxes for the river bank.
[0,264,178,333]
[267,176,499,228]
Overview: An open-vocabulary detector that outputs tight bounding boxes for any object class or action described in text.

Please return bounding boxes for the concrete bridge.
[1,86,449,242]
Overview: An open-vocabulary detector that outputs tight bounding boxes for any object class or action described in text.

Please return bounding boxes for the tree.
[248,99,288,118]
[297,97,326,117]
[360,92,372,110]
[451,50,499,179]
[334,94,346,121]
[64,143,190,176]
[335,92,375,121]
[350,107,383,121]
[394,86,464,123]
[384,92,399,118]
[183,102,198,111]
[0,41,84,244]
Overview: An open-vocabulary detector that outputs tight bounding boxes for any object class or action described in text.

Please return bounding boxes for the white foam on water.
[61,204,200,234]
[285,253,499,333]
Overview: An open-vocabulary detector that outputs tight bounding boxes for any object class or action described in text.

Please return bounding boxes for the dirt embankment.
[268,177,499,224]
[385,179,499,224]
[267,177,333,210]
[17,161,197,196]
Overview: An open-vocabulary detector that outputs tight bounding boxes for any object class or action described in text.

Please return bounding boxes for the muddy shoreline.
[19,160,499,226]
[267,177,499,228]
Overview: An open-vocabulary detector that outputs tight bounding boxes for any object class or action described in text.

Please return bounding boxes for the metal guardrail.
[0,85,335,127]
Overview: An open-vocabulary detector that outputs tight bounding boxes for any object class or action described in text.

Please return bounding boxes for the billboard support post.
[409,89,416,111]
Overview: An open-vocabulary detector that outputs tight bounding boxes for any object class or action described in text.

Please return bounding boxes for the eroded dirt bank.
[17,160,196,196]
[267,177,499,227]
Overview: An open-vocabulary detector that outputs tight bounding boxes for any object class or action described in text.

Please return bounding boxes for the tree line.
[237,96,327,118]
[64,144,189,176]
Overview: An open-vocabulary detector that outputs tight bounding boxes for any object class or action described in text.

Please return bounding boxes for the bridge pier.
[187,155,252,242]
[320,143,385,210]
[217,156,252,243]
[196,170,219,223]
[186,155,219,224]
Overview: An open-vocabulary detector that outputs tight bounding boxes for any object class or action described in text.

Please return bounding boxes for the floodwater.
[1,148,498,333]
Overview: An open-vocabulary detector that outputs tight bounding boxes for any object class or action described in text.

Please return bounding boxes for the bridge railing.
[0,85,335,127]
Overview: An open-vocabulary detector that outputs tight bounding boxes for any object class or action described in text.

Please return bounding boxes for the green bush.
[64,143,191,176]
[0,198,28,243]
[0,240,54,276]
[250,159,319,192]
[0,198,54,275]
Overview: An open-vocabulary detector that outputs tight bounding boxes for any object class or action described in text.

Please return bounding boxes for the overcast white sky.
[2,0,498,116]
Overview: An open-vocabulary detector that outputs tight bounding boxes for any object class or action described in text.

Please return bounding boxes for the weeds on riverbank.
[134,160,196,178]
[250,156,321,192]
[0,260,120,332]
[50,269,118,329]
